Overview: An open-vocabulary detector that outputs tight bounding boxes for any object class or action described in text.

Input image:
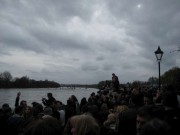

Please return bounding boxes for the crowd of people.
[0,73,180,135]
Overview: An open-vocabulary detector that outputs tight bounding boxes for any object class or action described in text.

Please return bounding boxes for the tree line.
[97,67,180,92]
[0,71,60,88]
[1,66,180,90]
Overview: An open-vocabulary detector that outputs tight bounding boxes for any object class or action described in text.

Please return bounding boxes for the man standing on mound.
[112,73,120,92]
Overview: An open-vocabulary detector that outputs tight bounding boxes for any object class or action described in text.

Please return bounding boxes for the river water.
[0,87,98,108]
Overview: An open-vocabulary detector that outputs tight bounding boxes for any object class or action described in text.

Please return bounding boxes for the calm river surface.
[0,87,98,108]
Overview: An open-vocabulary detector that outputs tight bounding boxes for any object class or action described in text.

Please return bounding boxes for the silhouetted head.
[130,89,144,106]
[24,117,62,135]
[162,85,178,108]
[47,93,53,98]
[139,118,170,135]
[70,114,100,135]
[2,103,9,109]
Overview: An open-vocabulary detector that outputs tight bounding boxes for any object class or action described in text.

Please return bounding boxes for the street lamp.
[154,46,163,90]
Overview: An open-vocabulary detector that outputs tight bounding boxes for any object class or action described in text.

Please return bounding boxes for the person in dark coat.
[42,92,56,107]
[117,89,144,135]
[112,73,120,92]
[6,106,25,135]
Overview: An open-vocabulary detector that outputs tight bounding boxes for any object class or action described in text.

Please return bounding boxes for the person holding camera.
[42,92,56,107]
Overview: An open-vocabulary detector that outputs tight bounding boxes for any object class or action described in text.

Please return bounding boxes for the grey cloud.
[106,0,180,49]
[0,0,180,84]
[102,64,112,71]
[96,56,104,61]
[72,58,80,61]
[28,29,90,51]
[81,63,99,71]
[0,21,45,53]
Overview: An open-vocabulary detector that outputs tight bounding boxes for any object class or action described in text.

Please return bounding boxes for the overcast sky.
[0,0,180,84]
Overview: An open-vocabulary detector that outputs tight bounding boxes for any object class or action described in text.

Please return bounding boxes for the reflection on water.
[0,87,98,108]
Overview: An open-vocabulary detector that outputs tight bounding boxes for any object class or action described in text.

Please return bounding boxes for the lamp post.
[154,46,163,90]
